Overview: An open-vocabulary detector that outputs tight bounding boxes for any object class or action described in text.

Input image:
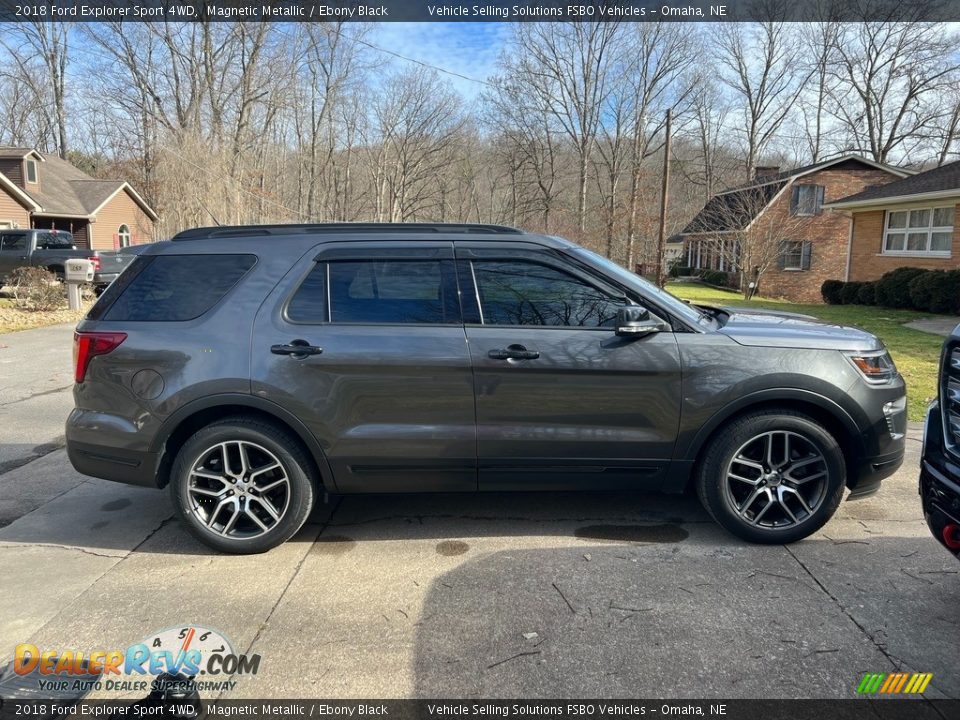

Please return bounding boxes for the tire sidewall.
[698,413,845,544]
[170,422,315,554]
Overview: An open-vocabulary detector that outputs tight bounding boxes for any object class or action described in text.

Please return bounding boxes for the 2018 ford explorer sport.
[65,224,906,554]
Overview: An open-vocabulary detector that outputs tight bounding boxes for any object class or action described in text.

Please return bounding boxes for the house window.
[25,159,37,184]
[117,224,131,248]
[779,240,812,271]
[791,185,824,216]
[883,207,953,256]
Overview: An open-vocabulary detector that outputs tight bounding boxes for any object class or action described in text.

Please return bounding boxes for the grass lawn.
[667,281,950,422]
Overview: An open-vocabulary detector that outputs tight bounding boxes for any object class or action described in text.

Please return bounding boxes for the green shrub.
[9,266,64,311]
[875,267,928,308]
[909,270,960,314]
[856,281,877,306]
[821,279,844,304]
[840,281,863,305]
[669,264,693,278]
[700,269,731,287]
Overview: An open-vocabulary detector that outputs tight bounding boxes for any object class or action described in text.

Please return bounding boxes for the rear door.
[251,241,477,493]
[456,242,682,491]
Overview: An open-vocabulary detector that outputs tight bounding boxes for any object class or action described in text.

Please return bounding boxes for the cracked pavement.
[0,322,957,699]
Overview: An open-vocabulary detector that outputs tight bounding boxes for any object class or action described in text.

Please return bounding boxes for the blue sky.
[369,23,511,99]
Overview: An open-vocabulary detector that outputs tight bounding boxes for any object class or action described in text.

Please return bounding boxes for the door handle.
[271,339,323,358]
[488,344,540,361]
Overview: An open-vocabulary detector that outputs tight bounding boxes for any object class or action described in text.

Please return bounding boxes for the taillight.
[74,331,126,383]
[87,255,101,271]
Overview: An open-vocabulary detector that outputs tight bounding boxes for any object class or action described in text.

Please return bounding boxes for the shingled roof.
[0,149,158,221]
[681,154,910,235]
[825,160,960,208]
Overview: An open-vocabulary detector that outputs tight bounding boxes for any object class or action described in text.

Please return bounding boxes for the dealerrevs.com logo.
[9,625,260,694]
[857,672,933,695]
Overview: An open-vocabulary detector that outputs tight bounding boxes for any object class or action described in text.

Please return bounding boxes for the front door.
[456,244,683,491]
[251,241,477,493]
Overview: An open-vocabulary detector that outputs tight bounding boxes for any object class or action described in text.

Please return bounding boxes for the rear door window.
[102,254,256,322]
[287,259,460,325]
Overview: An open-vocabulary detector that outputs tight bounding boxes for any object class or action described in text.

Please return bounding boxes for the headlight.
[845,350,897,384]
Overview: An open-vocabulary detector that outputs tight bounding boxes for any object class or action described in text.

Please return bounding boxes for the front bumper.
[921,402,960,561]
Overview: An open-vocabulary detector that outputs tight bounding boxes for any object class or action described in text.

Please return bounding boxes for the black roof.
[829,160,960,206]
[682,182,787,234]
[171,223,525,241]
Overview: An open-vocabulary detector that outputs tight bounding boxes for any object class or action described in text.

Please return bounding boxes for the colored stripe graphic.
[858,672,932,694]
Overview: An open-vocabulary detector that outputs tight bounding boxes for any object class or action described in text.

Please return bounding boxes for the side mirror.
[615,306,665,338]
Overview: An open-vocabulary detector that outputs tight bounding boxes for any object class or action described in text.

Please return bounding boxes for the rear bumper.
[65,407,161,488]
[66,440,161,488]
[921,402,960,561]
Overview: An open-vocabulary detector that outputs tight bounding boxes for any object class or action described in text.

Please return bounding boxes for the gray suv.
[66,224,906,553]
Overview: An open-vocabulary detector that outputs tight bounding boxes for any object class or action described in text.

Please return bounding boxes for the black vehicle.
[921,324,960,561]
[65,223,907,554]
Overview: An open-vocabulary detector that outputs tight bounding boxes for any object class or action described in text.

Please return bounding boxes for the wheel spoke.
[192,469,226,482]
[738,487,763,515]
[750,492,774,525]
[729,471,761,486]
[190,485,226,498]
[256,478,286,492]
[220,505,241,536]
[252,495,281,522]
[776,489,798,523]
[789,470,826,485]
[239,442,252,475]
[250,462,281,480]
[244,500,270,531]
[783,486,812,515]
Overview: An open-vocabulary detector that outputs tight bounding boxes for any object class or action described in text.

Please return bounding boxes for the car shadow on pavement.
[404,537,960,700]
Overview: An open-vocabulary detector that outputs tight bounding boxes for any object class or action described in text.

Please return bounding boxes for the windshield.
[569,246,712,328]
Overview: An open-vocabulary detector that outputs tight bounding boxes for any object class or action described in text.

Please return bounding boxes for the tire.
[696,410,845,544]
[170,417,316,554]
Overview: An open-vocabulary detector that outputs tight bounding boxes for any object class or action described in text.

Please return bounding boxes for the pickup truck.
[0,228,135,290]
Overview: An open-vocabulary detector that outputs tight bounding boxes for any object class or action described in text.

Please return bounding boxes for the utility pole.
[655,108,672,288]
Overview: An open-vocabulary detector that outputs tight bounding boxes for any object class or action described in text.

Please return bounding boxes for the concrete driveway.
[0,323,957,700]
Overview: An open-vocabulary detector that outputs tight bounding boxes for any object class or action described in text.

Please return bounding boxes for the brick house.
[679,154,911,302]
[0,148,157,249]
[823,160,960,282]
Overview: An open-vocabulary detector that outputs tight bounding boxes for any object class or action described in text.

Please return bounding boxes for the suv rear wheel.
[696,410,845,544]
[170,417,316,554]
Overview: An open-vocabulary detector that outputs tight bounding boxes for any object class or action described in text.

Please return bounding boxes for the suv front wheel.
[696,410,845,544]
[170,417,316,554]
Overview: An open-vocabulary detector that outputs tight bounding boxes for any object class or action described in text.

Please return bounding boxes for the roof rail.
[171,223,524,241]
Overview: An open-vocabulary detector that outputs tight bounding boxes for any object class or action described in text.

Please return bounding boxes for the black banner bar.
[1,700,958,720]
[2,0,960,23]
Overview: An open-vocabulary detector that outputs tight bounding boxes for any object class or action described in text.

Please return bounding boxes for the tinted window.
[36,231,74,249]
[103,254,256,322]
[473,260,627,327]
[287,260,460,324]
[0,233,26,251]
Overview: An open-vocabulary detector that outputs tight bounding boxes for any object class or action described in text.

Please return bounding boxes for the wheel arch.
[150,394,336,492]
[679,389,865,493]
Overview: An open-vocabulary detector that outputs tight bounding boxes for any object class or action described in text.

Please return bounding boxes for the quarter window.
[103,254,256,322]
[287,259,460,325]
[884,207,954,255]
[471,260,627,327]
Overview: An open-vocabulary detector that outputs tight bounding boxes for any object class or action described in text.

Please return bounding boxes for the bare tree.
[715,17,808,180]
[828,18,960,163]
[509,22,621,234]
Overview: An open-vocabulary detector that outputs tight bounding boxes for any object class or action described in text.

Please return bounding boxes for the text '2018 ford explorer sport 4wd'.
[66,224,906,553]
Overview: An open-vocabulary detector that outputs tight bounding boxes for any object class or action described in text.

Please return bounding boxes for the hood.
[710,306,883,352]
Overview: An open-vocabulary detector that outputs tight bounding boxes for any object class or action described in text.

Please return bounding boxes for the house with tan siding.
[679,154,911,302]
[823,160,960,282]
[0,148,157,250]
